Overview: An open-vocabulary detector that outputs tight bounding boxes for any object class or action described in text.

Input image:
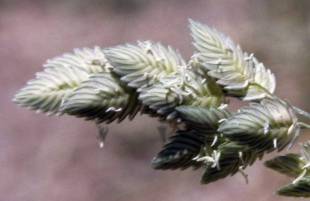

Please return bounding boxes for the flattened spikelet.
[152,130,206,170]
[219,98,299,153]
[139,70,224,120]
[45,46,110,73]
[13,47,111,115]
[201,142,261,184]
[265,154,305,178]
[189,20,276,100]
[277,176,310,197]
[13,66,90,115]
[104,41,185,89]
[266,141,310,197]
[176,106,231,129]
[61,72,140,123]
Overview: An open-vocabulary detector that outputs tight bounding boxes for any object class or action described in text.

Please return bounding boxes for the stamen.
[273,138,278,149]
[211,135,218,147]
[106,107,122,112]
[201,78,206,84]
[238,167,249,184]
[96,124,109,149]
[157,125,167,144]
[263,122,270,135]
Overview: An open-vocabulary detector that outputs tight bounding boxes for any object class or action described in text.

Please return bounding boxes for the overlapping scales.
[152,107,231,171]
[265,154,305,178]
[173,106,263,184]
[105,41,224,120]
[13,20,310,197]
[277,176,310,197]
[13,47,109,115]
[176,105,231,130]
[61,72,140,123]
[201,142,262,184]
[151,130,205,170]
[104,41,185,89]
[139,70,224,120]
[13,66,90,115]
[219,98,299,154]
[189,20,276,100]
[265,141,310,197]
[44,46,110,73]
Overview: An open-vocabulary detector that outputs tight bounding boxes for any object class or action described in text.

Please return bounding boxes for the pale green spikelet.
[13,47,110,115]
[189,20,276,100]
[61,72,140,123]
[105,41,224,120]
[218,98,299,153]
[105,41,185,89]
[13,66,90,115]
[139,70,224,120]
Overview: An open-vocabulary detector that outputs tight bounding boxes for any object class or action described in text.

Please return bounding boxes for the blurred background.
[1,0,309,200]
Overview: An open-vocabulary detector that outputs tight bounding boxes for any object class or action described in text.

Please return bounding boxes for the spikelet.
[13,66,90,115]
[219,98,299,154]
[104,41,185,89]
[200,142,262,184]
[105,41,224,120]
[13,47,109,115]
[189,20,276,100]
[265,154,305,178]
[173,106,263,184]
[151,130,206,170]
[265,141,310,197]
[139,70,224,120]
[176,106,231,130]
[44,46,110,73]
[61,72,140,123]
[152,107,230,170]
[277,176,310,197]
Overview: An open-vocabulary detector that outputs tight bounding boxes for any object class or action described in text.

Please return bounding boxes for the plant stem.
[293,106,310,120]
[298,122,310,129]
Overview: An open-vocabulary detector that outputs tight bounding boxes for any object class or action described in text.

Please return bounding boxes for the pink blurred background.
[1,0,309,200]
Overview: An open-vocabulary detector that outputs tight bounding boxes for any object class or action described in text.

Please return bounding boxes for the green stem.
[292,106,310,120]
[298,122,310,129]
